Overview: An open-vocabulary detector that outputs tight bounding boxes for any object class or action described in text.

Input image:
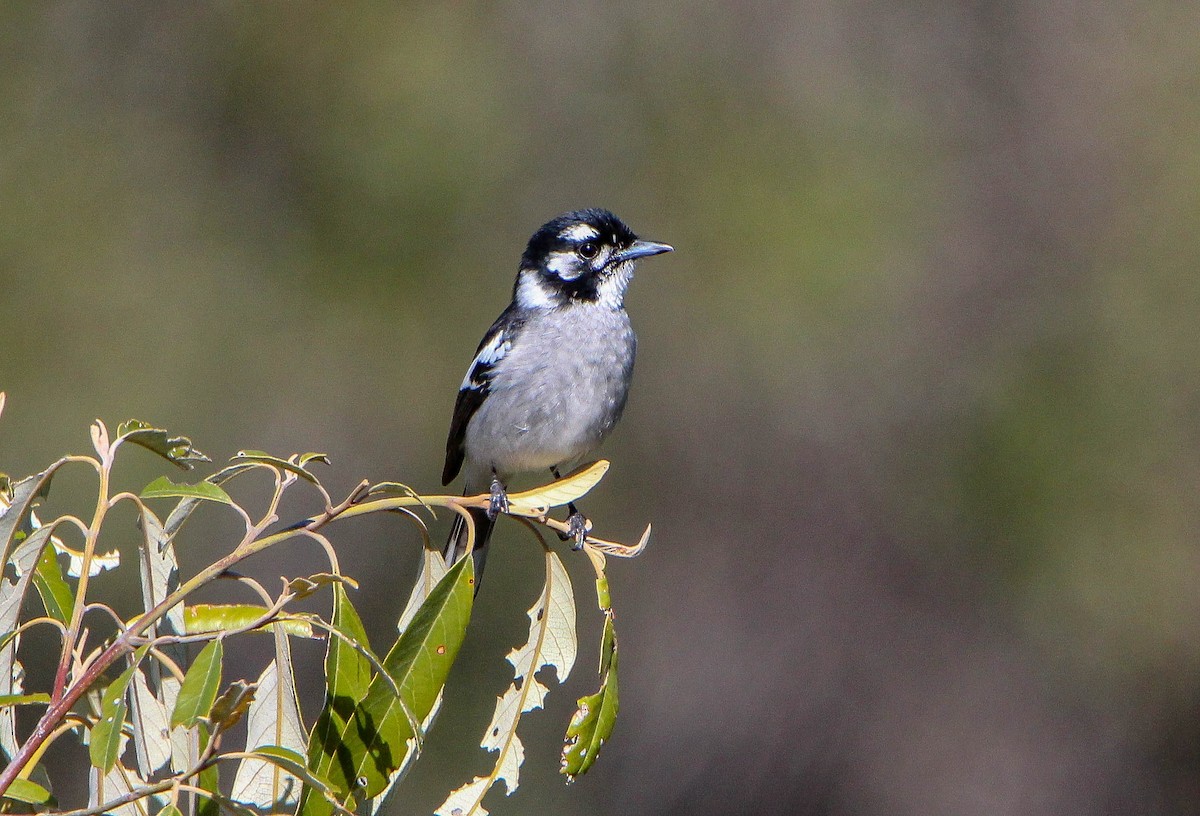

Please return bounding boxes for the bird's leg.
[551,466,591,550]
[487,470,510,520]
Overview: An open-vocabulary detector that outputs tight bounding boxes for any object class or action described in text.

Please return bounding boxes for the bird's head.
[514,208,672,309]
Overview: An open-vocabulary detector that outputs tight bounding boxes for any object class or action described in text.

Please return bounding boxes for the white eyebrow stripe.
[561,224,599,241]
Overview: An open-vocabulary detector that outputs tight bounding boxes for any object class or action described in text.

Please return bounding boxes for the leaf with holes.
[116,421,210,470]
[436,550,576,815]
[561,614,619,780]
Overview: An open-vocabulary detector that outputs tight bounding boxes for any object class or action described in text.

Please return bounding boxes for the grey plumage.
[441,209,671,586]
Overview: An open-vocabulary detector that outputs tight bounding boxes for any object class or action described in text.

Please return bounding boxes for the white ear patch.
[545,250,581,279]
[561,224,599,242]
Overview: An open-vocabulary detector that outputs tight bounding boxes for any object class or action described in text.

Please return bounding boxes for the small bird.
[442,208,672,585]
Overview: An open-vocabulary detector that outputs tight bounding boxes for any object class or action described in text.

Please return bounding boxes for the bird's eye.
[577,242,600,260]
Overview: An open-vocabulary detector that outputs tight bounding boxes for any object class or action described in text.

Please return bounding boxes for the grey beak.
[614,239,674,264]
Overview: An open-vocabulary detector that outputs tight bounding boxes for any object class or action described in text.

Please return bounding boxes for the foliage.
[0,394,648,814]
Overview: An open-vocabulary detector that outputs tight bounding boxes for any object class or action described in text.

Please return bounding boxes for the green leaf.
[140,476,232,505]
[32,543,74,623]
[561,615,619,780]
[91,646,152,771]
[116,421,210,470]
[0,693,51,706]
[171,639,223,729]
[196,722,220,816]
[159,806,184,816]
[302,555,474,814]
[89,698,128,772]
[184,604,316,638]
[162,462,257,538]
[2,777,54,805]
[300,585,372,816]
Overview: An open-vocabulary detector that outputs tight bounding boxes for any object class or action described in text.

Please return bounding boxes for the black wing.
[442,311,525,485]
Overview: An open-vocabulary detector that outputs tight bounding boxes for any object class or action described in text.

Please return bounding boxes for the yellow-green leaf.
[506,460,609,515]
[2,777,53,805]
[184,604,315,638]
[91,641,151,771]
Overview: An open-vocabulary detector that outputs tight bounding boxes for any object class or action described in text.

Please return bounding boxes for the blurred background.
[2,2,1200,813]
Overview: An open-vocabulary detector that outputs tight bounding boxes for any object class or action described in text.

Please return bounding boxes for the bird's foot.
[487,477,510,520]
[561,511,592,551]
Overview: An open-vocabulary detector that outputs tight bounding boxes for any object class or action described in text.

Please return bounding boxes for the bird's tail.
[444,502,494,594]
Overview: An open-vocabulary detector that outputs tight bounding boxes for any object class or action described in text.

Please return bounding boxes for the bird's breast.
[463,307,636,481]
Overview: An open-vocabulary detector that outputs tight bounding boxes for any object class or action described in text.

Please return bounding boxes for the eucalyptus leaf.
[231,451,323,484]
[302,555,474,815]
[561,615,619,780]
[232,628,307,811]
[210,680,257,731]
[89,698,128,772]
[95,647,149,752]
[31,542,73,623]
[171,639,223,729]
[0,523,58,760]
[132,505,188,771]
[88,762,165,816]
[505,460,609,516]
[437,550,575,812]
[2,777,54,805]
[129,668,172,775]
[287,572,359,600]
[184,604,315,638]
[140,476,232,505]
[300,583,371,816]
[116,422,210,470]
[0,461,65,579]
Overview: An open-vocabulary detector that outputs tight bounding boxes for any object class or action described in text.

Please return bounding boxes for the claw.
[565,512,591,550]
[488,476,510,520]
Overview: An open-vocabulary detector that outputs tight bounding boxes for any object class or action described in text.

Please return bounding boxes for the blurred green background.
[3,2,1200,813]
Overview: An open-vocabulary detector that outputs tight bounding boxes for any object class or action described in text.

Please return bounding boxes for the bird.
[441,208,672,587]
